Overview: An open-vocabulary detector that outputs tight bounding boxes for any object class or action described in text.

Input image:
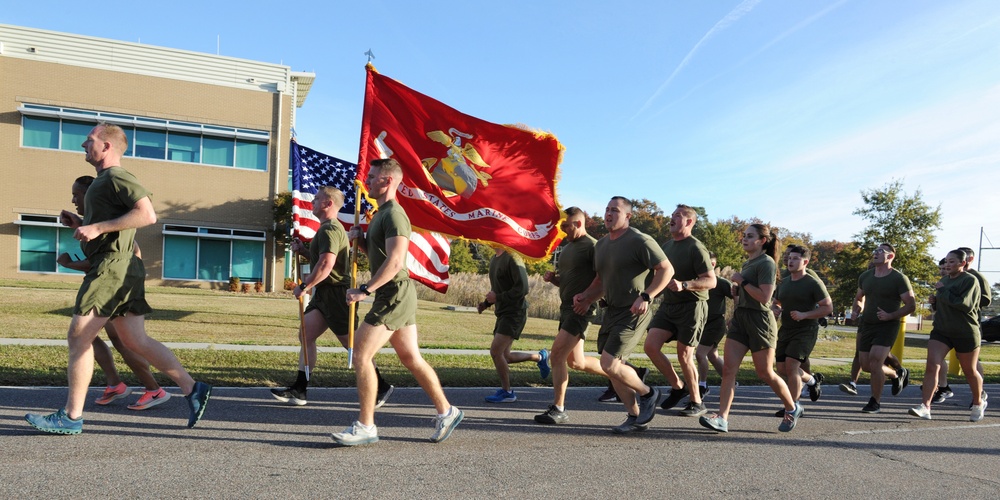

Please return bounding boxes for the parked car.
[983,316,1000,342]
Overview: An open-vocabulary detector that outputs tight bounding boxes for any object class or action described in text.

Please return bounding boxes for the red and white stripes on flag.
[291,141,450,292]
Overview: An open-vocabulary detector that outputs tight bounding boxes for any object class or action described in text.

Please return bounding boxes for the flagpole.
[347,179,364,369]
[294,253,309,381]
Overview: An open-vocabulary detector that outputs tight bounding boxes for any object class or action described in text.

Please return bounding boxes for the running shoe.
[95,382,132,405]
[375,385,394,409]
[679,401,707,417]
[185,381,211,428]
[537,349,551,379]
[932,388,948,404]
[778,403,803,432]
[839,382,858,396]
[611,414,647,434]
[331,421,379,446]
[128,388,171,410]
[635,366,650,383]
[699,413,728,433]
[25,408,82,435]
[699,385,710,399]
[908,403,931,420]
[808,373,824,402]
[636,386,660,425]
[485,389,517,403]
[940,385,954,399]
[971,401,987,422]
[659,387,687,410]
[534,405,569,424]
[597,386,620,403]
[861,397,880,413]
[891,368,908,396]
[430,406,463,443]
[774,407,806,417]
[270,387,307,406]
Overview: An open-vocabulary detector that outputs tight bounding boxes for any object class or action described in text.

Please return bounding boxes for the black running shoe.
[659,387,687,410]
[271,387,307,406]
[808,373,824,402]
[598,386,620,403]
[862,397,880,413]
[534,405,569,425]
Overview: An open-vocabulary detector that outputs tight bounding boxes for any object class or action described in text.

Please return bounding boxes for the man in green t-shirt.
[644,205,716,417]
[574,196,674,434]
[851,243,915,413]
[480,248,549,403]
[772,245,832,411]
[26,124,210,435]
[333,158,462,446]
[534,207,611,425]
[270,187,393,407]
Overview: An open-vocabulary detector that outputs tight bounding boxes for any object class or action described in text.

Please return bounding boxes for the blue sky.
[5,0,999,282]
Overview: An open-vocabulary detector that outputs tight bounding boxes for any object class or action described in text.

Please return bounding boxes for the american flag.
[291,141,450,292]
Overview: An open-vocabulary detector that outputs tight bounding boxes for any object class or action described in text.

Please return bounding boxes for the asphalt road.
[3,383,999,498]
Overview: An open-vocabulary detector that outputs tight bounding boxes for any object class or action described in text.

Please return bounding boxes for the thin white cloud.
[631,0,762,120]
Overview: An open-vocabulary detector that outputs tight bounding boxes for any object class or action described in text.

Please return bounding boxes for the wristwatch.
[359,284,372,296]
[297,283,307,292]
[640,292,651,302]
[682,281,689,290]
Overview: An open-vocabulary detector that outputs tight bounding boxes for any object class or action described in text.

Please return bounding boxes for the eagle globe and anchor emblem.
[420,128,493,200]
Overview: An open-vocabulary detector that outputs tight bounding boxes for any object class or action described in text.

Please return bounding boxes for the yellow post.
[947,349,962,376]
[346,180,364,369]
[891,319,906,364]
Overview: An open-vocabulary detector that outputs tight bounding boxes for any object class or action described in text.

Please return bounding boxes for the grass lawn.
[1,280,996,387]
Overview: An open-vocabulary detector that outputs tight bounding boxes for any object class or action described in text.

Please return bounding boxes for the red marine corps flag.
[357,65,563,259]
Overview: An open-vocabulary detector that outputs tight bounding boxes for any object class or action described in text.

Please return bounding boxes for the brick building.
[1,24,314,291]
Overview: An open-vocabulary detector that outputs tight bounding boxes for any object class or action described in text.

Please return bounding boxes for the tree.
[628,198,670,244]
[809,240,849,282]
[693,219,744,271]
[827,242,870,313]
[853,180,942,288]
[272,191,293,249]
[448,240,480,274]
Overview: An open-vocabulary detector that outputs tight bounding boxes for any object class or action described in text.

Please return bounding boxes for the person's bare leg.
[111,314,194,395]
[390,324,451,414]
[92,336,121,387]
[65,312,109,419]
[105,323,158,391]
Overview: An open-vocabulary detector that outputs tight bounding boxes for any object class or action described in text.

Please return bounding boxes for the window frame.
[161,224,266,283]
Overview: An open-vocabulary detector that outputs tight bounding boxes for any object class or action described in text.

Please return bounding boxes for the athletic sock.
[292,370,308,391]
[699,382,708,388]
[554,405,564,412]
[806,376,816,386]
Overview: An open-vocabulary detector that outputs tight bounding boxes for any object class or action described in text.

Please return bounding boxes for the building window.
[162,225,265,283]
[15,215,85,274]
[19,104,269,171]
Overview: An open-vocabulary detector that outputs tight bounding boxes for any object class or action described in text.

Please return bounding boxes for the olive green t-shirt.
[933,272,981,336]
[858,268,913,325]
[594,227,667,308]
[967,269,992,309]
[488,251,529,316]
[707,276,733,320]
[366,200,410,283]
[82,167,151,258]
[776,272,830,331]
[310,219,350,286]
[557,235,597,309]
[737,254,776,312]
[661,236,712,304]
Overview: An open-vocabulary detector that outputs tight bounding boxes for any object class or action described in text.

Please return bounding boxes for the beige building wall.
[0,28,305,291]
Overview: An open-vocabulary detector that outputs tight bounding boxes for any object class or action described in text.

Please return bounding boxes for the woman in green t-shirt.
[909,249,986,421]
[699,224,801,433]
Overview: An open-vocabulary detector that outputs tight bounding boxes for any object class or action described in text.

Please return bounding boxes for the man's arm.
[632,259,674,315]
[75,197,156,243]
[295,252,336,299]
[573,276,604,315]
